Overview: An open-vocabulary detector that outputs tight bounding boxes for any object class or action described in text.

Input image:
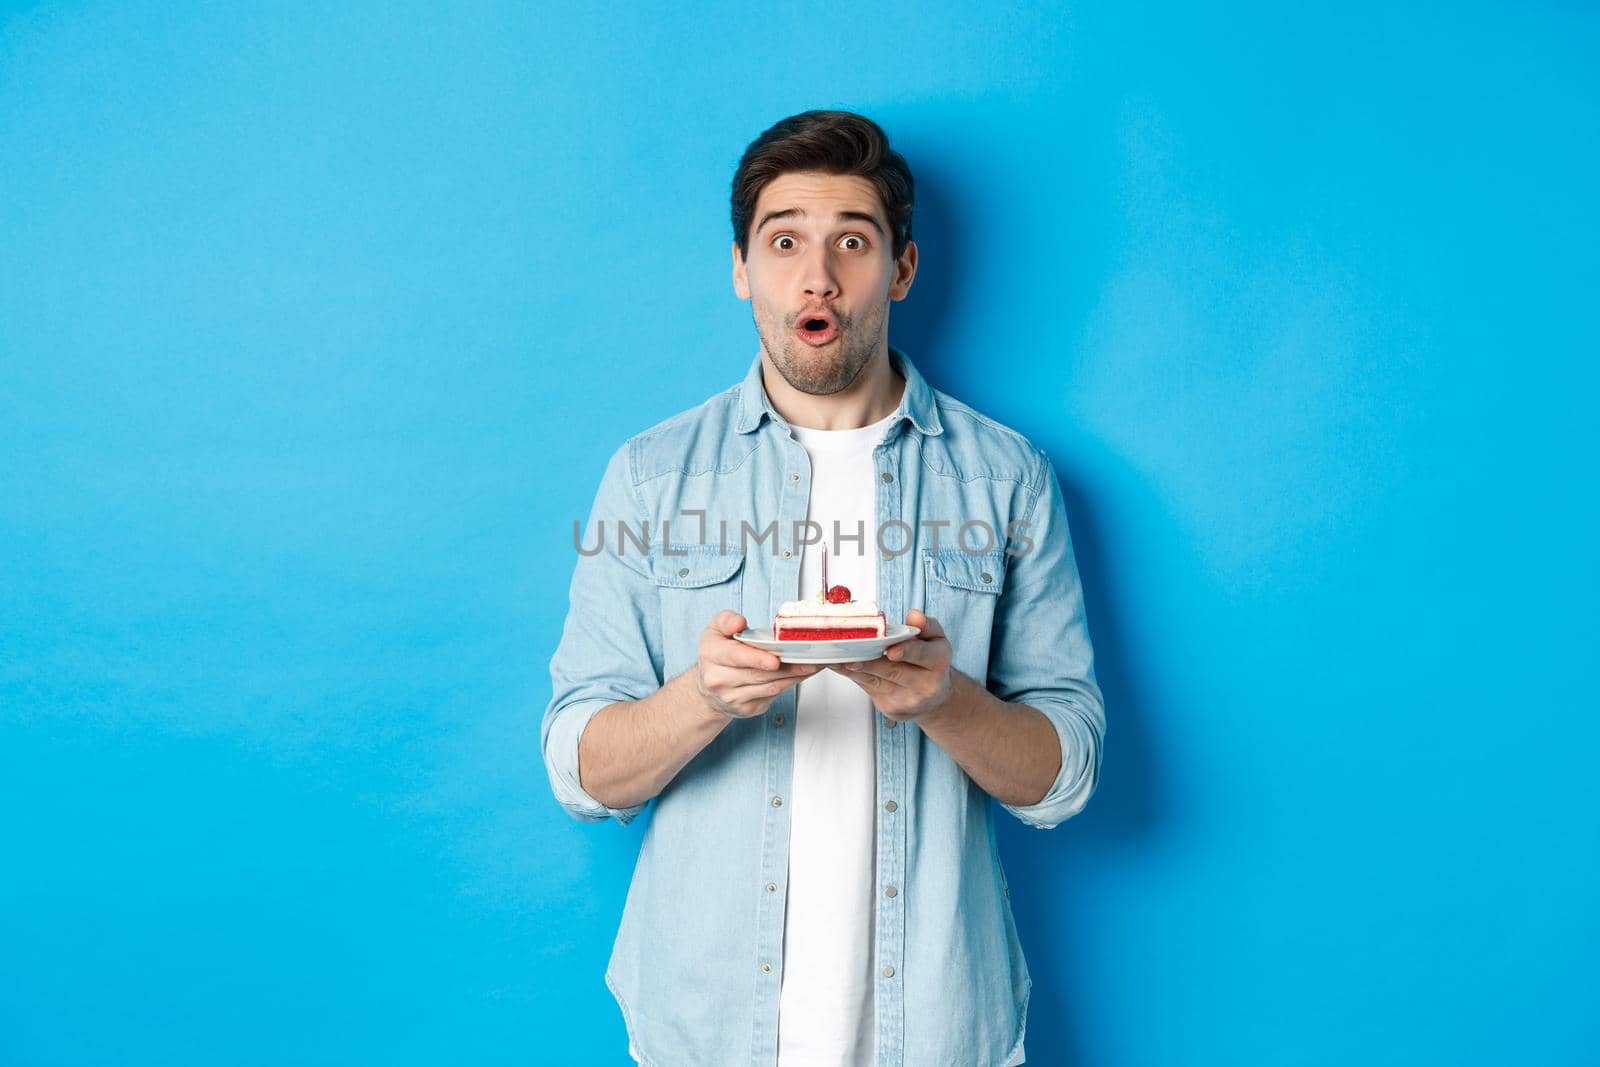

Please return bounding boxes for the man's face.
[732,171,917,396]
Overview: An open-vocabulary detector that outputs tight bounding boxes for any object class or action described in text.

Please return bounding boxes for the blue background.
[3,3,1596,1064]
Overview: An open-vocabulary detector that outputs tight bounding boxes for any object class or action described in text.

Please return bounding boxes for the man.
[543,110,1104,1067]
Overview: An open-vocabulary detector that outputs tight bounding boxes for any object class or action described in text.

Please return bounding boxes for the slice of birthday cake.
[774,585,886,641]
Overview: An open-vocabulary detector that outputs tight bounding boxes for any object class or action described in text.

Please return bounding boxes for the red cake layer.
[774,609,886,640]
[776,625,882,641]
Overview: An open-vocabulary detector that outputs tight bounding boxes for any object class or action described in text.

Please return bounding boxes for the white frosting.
[777,599,881,617]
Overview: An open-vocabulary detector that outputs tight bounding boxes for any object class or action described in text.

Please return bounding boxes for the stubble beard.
[755,302,882,397]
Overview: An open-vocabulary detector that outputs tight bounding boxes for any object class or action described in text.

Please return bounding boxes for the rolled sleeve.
[541,442,663,825]
[988,448,1106,831]
[543,698,648,825]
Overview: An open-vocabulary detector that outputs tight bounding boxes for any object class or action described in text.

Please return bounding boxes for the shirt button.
[884,800,897,812]
[979,572,992,583]
[766,882,777,893]
[678,567,690,578]
[761,962,773,973]
[771,795,783,807]
[789,472,800,482]
[880,471,893,483]
[884,885,898,898]
[773,714,785,726]
[882,965,895,978]
[884,719,897,729]
[782,549,792,558]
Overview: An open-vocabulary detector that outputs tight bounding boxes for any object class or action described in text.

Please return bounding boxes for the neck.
[762,344,905,430]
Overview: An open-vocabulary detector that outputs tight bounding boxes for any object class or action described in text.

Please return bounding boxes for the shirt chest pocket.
[649,545,748,679]
[922,547,1007,680]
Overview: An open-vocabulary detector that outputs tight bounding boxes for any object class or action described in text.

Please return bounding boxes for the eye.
[839,234,868,251]
[772,234,798,252]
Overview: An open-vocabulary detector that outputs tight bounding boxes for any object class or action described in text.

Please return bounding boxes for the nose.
[799,244,839,300]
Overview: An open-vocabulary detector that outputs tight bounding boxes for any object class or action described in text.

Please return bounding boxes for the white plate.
[733,623,920,664]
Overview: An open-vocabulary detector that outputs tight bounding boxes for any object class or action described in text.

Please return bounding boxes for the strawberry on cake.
[774,584,886,641]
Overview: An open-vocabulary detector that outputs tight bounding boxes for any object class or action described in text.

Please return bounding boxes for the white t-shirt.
[776,411,896,1066]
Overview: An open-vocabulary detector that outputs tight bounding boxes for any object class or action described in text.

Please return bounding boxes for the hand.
[695,611,823,720]
[829,609,954,722]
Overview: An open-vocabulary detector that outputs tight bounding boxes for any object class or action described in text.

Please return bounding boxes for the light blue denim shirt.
[542,346,1105,1067]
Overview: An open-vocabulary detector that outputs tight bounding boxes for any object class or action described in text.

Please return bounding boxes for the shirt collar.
[734,344,944,437]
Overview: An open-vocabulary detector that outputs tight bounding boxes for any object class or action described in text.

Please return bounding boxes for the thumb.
[713,611,749,635]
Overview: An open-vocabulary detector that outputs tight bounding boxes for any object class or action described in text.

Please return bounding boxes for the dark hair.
[731,109,915,261]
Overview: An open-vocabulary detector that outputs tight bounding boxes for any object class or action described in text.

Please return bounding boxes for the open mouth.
[795,314,839,346]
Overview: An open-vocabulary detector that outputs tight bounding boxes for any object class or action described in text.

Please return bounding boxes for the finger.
[837,659,910,689]
[885,638,937,668]
[759,662,827,681]
[708,610,749,636]
[723,673,813,702]
[832,664,910,704]
[707,660,823,688]
[704,637,783,672]
[722,648,785,672]
[906,609,944,639]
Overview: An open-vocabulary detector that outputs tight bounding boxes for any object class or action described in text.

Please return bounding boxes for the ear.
[888,239,918,301]
[732,241,750,300]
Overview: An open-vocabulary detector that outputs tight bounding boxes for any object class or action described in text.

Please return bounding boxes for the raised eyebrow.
[833,211,886,239]
[754,207,803,235]
[756,208,887,240]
